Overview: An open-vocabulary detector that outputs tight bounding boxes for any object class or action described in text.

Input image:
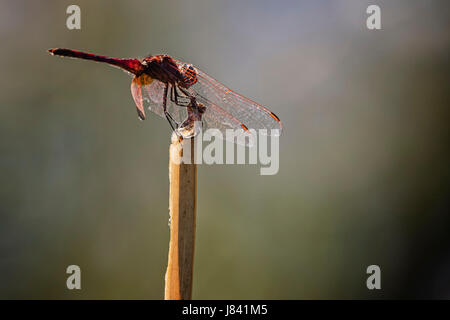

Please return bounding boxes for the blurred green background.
[1,0,449,299]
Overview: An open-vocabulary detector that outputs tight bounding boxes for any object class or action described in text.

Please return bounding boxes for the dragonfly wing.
[131,75,165,119]
[130,76,148,120]
[130,75,187,123]
[174,59,282,136]
[195,95,256,146]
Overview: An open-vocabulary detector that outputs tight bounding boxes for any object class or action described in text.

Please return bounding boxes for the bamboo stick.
[164,134,197,300]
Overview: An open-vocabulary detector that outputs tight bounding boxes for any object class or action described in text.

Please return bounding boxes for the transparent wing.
[174,59,282,136]
[130,75,187,123]
[197,96,256,146]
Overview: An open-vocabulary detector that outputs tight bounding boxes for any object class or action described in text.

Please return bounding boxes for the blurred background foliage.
[0,0,449,299]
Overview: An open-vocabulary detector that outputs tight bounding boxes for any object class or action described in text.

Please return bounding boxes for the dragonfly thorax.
[141,55,197,89]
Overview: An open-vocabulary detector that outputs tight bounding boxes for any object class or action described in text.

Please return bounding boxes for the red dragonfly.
[48,48,282,143]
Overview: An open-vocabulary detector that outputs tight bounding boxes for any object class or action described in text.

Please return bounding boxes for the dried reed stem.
[164,134,197,300]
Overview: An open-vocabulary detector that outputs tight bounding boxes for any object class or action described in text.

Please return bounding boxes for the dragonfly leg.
[163,83,179,132]
[175,86,197,108]
[174,85,190,106]
[169,84,174,103]
[169,84,189,107]
[173,85,179,104]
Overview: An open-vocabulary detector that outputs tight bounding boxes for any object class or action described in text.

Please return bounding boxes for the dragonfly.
[48,48,282,144]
